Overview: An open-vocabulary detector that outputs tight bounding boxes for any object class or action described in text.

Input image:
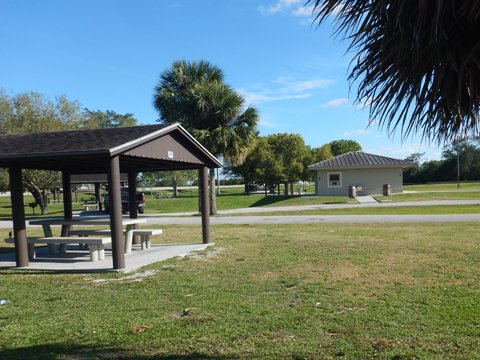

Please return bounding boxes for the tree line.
[227,137,361,195]
[404,137,480,184]
[0,90,138,214]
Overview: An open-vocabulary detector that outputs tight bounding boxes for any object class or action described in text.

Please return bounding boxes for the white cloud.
[344,129,368,137]
[286,78,334,92]
[320,98,349,108]
[240,90,311,105]
[292,5,314,17]
[259,0,303,15]
[239,75,334,105]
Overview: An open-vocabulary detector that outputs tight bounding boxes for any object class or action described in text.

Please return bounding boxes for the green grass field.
[0,223,478,359]
[0,182,479,218]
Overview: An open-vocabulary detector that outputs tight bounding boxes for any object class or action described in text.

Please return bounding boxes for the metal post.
[456,137,460,189]
[9,166,29,267]
[107,156,125,270]
[199,167,210,244]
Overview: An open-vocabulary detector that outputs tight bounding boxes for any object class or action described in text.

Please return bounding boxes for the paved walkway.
[0,199,479,229]
[0,243,214,273]
[355,195,378,204]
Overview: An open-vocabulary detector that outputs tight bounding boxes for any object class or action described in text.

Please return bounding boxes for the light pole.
[456,137,460,189]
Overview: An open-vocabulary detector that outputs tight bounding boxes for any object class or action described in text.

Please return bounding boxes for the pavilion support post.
[59,171,73,253]
[128,170,140,245]
[107,156,125,270]
[62,171,73,220]
[94,183,102,211]
[199,166,210,244]
[128,171,138,218]
[9,166,29,267]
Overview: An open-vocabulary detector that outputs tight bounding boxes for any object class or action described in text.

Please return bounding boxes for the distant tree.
[153,60,258,214]
[82,109,137,129]
[441,137,480,181]
[419,160,444,183]
[0,91,85,214]
[303,144,333,181]
[308,1,480,143]
[403,152,425,184]
[251,137,285,193]
[267,134,308,194]
[329,139,362,156]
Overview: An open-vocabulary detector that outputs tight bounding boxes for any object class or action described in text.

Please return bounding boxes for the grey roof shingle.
[0,123,221,172]
[0,124,170,157]
[308,151,410,170]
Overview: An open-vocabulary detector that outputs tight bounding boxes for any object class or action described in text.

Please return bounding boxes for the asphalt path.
[0,200,478,229]
[141,213,480,226]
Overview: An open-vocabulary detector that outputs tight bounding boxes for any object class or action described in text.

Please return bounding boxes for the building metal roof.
[0,123,221,173]
[308,151,411,170]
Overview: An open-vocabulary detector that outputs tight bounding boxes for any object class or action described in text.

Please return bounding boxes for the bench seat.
[82,203,99,211]
[4,236,111,262]
[69,229,123,236]
[69,229,162,250]
[131,229,163,249]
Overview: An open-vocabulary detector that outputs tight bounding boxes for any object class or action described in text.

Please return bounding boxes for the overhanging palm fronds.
[308,0,480,144]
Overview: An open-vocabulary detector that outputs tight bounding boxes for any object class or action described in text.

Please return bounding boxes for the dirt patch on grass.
[185,246,225,260]
[89,270,158,284]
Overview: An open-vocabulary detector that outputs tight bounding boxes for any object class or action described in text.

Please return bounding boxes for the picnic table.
[29,217,146,254]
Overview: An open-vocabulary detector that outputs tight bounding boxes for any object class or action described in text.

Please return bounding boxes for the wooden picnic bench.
[4,236,111,262]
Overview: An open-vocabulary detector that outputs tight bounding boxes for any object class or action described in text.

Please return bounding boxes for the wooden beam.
[199,167,210,244]
[62,171,73,219]
[9,166,29,267]
[107,156,125,270]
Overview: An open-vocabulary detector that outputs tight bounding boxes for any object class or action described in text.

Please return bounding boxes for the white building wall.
[315,168,404,196]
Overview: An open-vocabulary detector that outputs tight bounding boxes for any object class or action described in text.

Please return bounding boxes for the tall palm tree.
[307,0,480,144]
[154,60,258,214]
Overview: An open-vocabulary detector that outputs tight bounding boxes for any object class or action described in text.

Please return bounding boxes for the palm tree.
[307,0,480,144]
[154,60,258,214]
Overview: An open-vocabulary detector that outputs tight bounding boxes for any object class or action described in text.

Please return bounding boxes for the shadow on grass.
[248,195,300,207]
[0,344,238,360]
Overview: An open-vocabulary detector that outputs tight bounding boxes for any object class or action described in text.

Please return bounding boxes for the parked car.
[104,188,146,214]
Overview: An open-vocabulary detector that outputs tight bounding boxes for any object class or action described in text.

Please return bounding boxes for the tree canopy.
[308,0,480,143]
[328,139,361,156]
[82,109,137,129]
[0,91,139,214]
[0,91,85,214]
[153,60,259,213]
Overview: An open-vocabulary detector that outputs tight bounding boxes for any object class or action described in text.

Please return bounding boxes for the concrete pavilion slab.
[0,242,214,273]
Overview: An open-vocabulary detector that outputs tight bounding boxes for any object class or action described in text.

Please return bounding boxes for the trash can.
[383,184,391,196]
[348,185,356,198]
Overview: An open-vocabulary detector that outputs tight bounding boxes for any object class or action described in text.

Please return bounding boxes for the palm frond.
[308,0,480,144]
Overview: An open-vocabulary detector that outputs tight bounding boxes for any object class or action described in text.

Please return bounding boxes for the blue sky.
[0,0,444,161]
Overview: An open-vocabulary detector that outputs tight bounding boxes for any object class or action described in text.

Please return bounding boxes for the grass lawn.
[375,191,480,203]
[1,182,479,218]
[0,223,478,359]
[231,204,480,216]
[404,182,480,192]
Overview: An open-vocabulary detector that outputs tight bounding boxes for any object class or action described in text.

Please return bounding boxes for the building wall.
[314,168,404,196]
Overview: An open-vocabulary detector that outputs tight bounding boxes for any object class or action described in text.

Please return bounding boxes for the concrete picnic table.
[29,217,146,254]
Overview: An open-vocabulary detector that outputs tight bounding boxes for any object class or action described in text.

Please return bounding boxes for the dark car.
[104,188,146,214]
